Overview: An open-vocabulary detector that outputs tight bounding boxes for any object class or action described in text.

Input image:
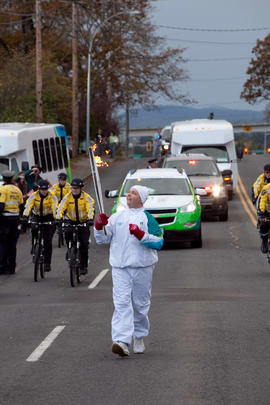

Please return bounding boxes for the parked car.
[162,154,228,221]
[105,168,205,247]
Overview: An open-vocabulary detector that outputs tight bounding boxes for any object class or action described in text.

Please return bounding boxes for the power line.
[156,24,270,32]
[165,38,255,45]
[0,16,34,25]
[188,56,250,62]
[188,76,246,82]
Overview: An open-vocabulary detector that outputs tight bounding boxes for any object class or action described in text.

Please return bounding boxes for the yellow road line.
[236,178,257,228]
[237,175,257,215]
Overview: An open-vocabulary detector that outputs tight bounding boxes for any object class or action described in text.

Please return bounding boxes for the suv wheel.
[219,210,228,221]
[190,227,202,248]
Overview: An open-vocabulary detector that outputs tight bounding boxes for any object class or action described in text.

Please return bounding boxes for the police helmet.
[58,172,67,180]
[38,180,49,190]
[2,170,15,179]
[71,178,84,187]
[264,164,270,172]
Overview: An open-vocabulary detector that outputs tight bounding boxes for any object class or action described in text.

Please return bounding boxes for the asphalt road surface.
[1,154,270,405]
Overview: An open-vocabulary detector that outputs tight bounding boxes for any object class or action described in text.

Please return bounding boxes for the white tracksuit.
[94,207,163,344]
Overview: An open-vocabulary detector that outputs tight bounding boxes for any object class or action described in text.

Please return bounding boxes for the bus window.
[32,140,40,167]
[50,138,58,170]
[0,158,9,179]
[55,137,63,169]
[61,136,68,168]
[38,139,47,172]
[11,158,19,176]
[44,138,52,172]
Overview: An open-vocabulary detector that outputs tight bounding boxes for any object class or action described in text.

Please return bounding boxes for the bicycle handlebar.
[29,220,55,226]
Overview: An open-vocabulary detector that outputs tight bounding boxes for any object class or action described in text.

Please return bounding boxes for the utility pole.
[72,1,79,157]
[36,0,43,122]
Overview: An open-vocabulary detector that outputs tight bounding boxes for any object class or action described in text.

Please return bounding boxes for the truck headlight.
[181,201,196,213]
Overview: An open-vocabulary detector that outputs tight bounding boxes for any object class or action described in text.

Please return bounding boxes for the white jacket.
[94,207,163,269]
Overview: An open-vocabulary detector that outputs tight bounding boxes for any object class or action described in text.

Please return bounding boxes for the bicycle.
[30,220,54,282]
[63,221,93,287]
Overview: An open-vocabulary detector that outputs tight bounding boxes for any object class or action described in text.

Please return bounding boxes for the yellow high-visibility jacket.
[0,184,23,216]
[23,190,58,217]
[50,183,71,203]
[258,183,270,215]
[56,191,94,221]
[252,173,269,203]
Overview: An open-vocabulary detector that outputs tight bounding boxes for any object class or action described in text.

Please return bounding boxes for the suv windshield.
[123,178,192,196]
[182,146,229,163]
[0,158,9,180]
[165,159,219,176]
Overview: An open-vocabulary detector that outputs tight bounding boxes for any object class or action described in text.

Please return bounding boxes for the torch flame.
[91,144,109,167]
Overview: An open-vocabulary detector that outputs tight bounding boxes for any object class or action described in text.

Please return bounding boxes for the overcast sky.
[150,0,270,111]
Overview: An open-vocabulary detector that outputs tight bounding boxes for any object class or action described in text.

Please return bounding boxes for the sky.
[150,0,270,111]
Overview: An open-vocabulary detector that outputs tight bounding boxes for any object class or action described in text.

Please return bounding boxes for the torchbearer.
[94,185,164,357]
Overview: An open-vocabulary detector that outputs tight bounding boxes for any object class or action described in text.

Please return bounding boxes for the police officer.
[22,180,57,271]
[51,173,71,204]
[147,158,157,169]
[252,164,270,206]
[257,182,270,253]
[0,170,24,274]
[56,178,95,275]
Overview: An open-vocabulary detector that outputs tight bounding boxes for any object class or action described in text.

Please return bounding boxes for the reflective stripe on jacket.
[0,184,23,215]
[56,191,95,221]
[50,183,71,203]
[23,190,57,217]
[258,183,270,215]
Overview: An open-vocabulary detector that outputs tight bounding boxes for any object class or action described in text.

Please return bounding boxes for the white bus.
[0,123,71,186]
[170,119,238,199]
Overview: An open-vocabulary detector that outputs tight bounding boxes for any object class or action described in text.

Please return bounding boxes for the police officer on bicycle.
[50,173,71,204]
[252,164,270,206]
[0,170,24,275]
[22,180,57,271]
[56,178,95,275]
[257,181,270,253]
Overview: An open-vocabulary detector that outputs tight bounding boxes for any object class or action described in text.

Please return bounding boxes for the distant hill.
[119,105,266,129]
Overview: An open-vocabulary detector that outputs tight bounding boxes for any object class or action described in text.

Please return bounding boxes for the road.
[1,154,270,405]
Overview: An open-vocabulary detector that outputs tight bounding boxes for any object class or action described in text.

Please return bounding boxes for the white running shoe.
[112,341,130,357]
[133,338,145,354]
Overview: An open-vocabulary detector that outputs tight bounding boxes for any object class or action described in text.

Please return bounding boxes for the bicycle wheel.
[58,229,64,248]
[69,247,78,287]
[75,250,81,284]
[40,252,44,279]
[34,244,41,282]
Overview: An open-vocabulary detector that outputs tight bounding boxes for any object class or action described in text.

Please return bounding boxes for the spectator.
[108,131,119,159]
[16,171,28,201]
[25,164,43,192]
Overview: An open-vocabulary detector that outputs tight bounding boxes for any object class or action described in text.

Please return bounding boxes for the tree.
[241,33,270,105]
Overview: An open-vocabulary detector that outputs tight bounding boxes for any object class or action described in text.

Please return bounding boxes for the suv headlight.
[181,201,196,213]
[212,185,221,197]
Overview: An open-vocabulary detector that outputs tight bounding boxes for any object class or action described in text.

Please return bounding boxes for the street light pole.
[85,10,138,152]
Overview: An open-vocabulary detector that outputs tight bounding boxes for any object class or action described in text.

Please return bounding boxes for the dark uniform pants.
[0,217,20,274]
[31,217,55,265]
[258,217,270,242]
[65,226,90,268]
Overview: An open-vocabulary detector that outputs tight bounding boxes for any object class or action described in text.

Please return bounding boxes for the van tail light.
[223,176,231,182]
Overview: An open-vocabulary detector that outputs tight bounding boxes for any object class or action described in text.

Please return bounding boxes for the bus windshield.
[182,146,229,163]
[0,158,9,180]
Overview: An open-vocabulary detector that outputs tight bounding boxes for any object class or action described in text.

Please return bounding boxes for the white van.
[170,119,238,199]
[0,123,71,186]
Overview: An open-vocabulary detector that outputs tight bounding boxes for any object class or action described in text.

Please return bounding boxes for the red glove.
[129,224,145,241]
[95,213,109,230]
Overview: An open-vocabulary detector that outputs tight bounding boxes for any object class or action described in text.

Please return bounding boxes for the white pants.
[111,266,154,344]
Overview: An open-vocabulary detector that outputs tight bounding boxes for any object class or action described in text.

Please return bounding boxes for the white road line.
[26,325,66,362]
[88,268,110,289]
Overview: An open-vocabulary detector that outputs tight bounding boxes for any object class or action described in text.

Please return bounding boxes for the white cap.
[131,185,149,204]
